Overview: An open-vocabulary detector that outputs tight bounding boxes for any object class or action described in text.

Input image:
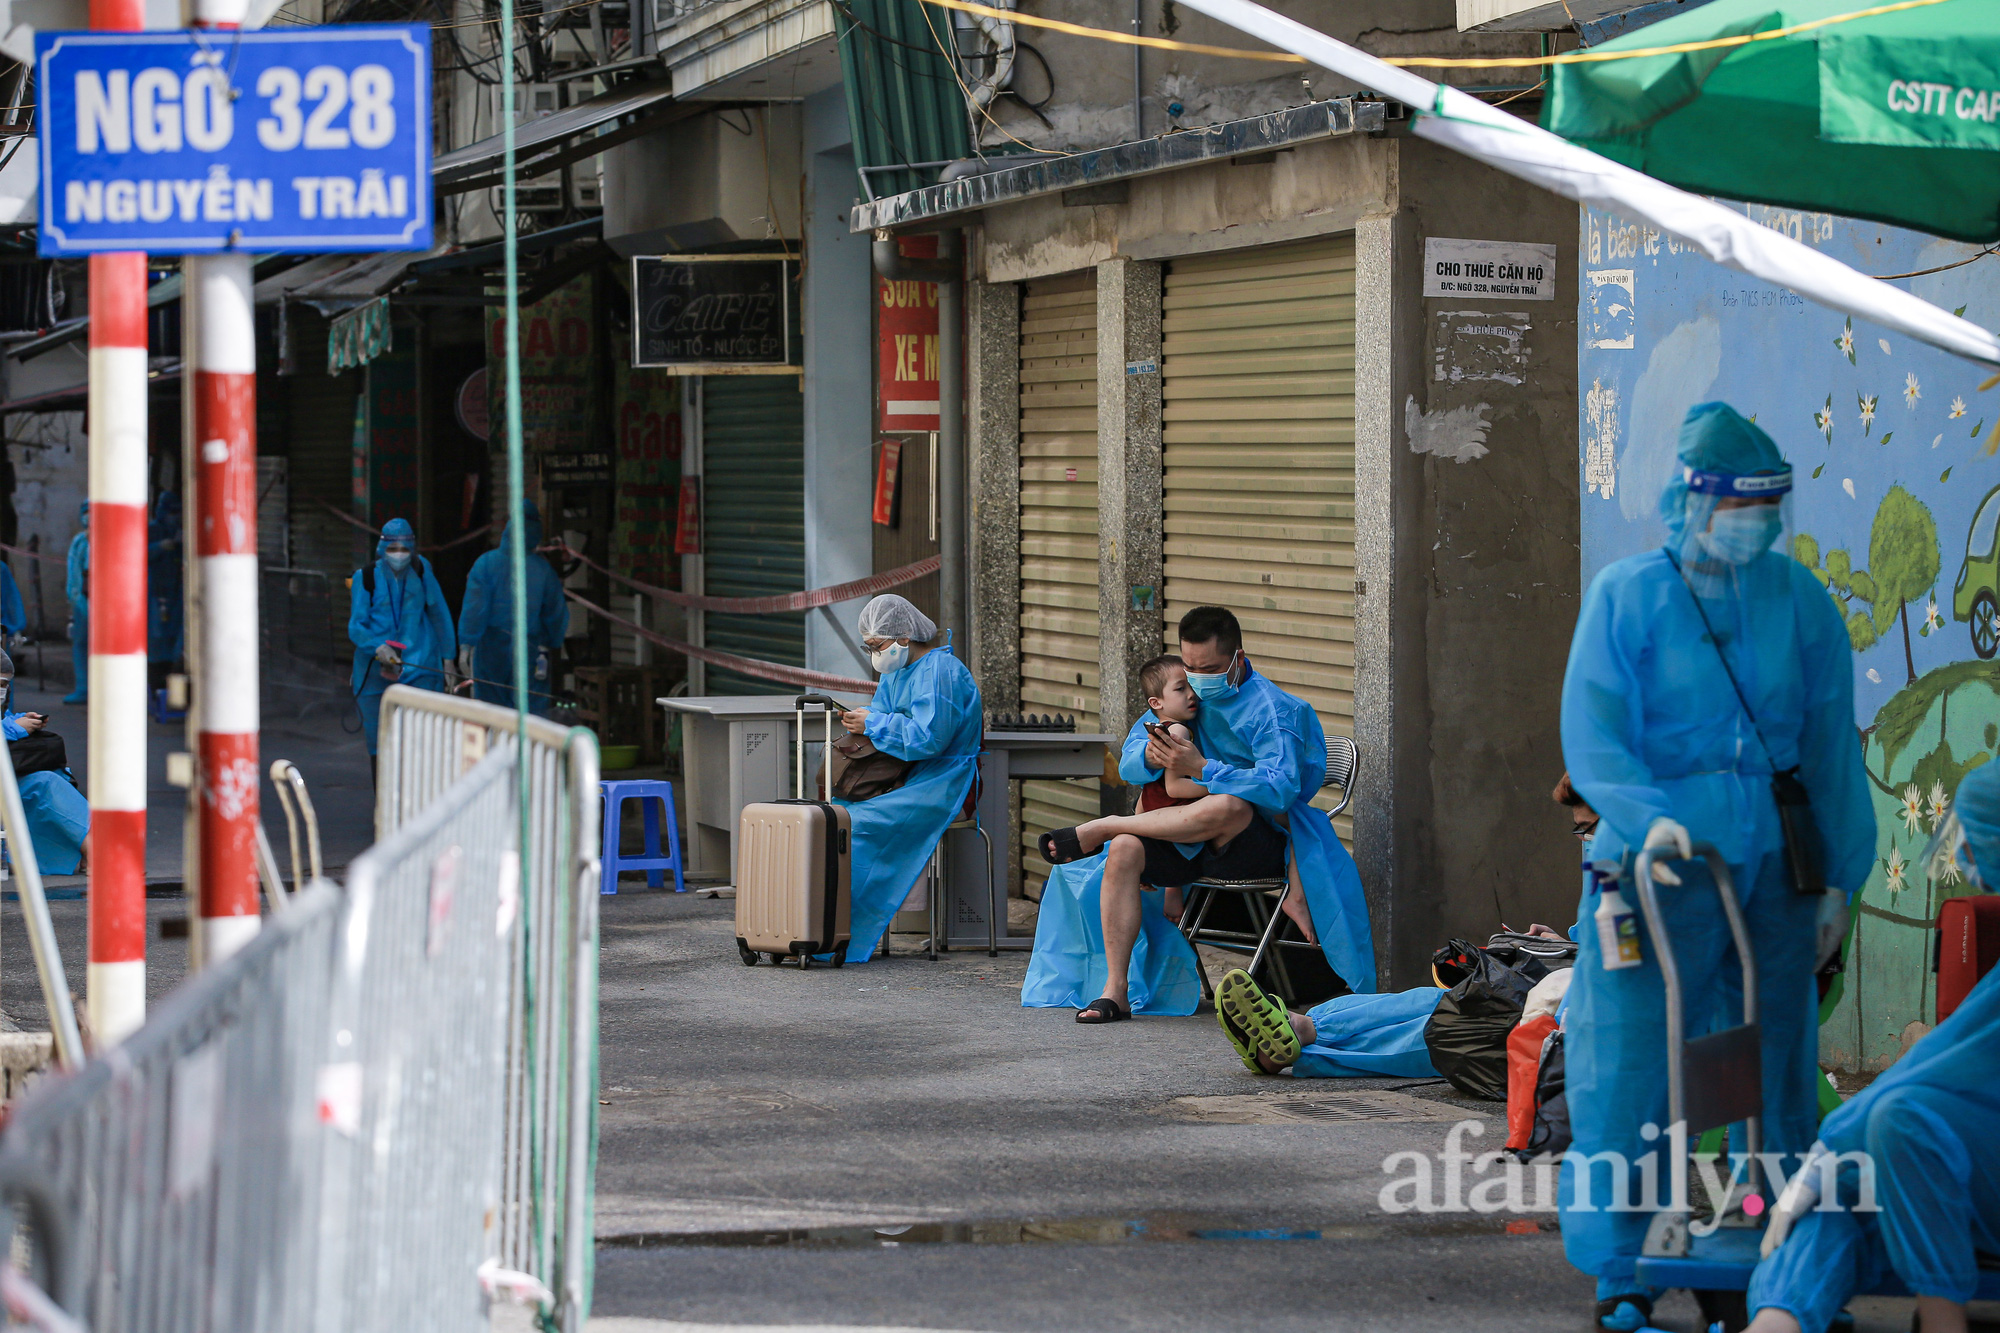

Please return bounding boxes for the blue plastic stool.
[600,779,686,894]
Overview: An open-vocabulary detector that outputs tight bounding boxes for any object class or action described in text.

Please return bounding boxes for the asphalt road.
[593,890,1631,1333]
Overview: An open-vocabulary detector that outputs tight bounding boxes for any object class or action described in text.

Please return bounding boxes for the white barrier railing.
[375,685,600,1329]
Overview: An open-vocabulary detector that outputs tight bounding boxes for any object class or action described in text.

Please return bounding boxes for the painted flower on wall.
[1939,849,1963,886]
[1815,395,1834,442]
[1922,596,1944,636]
[1905,372,1922,408]
[1836,318,1856,364]
[1952,395,1968,419]
[1900,783,1924,833]
[1885,844,1909,896]
[1928,779,1950,831]
[1859,393,1878,435]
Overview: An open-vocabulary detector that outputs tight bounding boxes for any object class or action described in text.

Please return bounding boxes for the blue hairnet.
[1954,762,2000,884]
[78,501,89,524]
[375,516,415,562]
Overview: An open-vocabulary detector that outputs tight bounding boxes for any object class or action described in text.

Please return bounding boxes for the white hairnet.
[857,594,936,644]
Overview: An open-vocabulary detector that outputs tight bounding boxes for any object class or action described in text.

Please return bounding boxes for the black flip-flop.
[1075,997,1129,1024]
[1038,827,1085,865]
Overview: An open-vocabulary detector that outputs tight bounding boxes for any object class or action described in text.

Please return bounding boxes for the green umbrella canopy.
[1543,0,2000,243]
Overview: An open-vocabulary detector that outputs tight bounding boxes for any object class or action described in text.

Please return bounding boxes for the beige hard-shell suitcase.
[734,693,853,968]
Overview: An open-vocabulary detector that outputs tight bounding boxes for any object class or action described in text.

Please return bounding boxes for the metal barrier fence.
[3,885,339,1331]
[0,741,577,1331]
[315,746,519,1332]
[375,684,600,1329]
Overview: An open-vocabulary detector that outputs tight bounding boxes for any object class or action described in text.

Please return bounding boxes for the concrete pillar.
[801,89,873,680]
[1351,208,1434,992]
[1094,257,1162,746]
[966,273,1021,709]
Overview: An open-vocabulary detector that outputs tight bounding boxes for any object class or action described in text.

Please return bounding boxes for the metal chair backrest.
[1323,734,1357,818]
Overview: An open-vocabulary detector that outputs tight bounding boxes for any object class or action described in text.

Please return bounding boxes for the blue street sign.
[36,23,431,255]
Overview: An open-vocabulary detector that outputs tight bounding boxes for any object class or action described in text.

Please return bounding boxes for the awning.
[850,97,1386,233]
[432,84,686,194]
[272,248,443,311]
[8,270,182,363]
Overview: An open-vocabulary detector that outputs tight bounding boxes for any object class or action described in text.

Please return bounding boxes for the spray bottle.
[1593,862,1642,969]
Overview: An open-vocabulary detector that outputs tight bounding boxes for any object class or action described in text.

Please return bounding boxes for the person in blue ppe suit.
[0,652,88,875]
[1026,605,1374,1023]
[457,499,568,715]
[63,502,88,705]
[348,518,455,757]
[1743,760,2000,1333]
[832,594,981,964]
[147,490,183,676]
[1559,402,1875,1332]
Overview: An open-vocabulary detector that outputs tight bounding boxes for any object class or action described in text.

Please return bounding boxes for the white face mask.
[384,549,413,573]
[870,642,910,676]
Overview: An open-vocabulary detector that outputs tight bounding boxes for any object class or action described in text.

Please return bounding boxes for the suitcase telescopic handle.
[794,694,844,801]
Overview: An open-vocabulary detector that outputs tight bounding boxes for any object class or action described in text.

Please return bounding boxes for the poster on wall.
[486,272,598,505]
[878,235,940,431]
[613,360,681,589]
[1576,204,2000,1070]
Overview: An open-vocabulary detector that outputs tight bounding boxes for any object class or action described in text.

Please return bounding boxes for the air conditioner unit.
[492,175,568,215]
[570,158,603,210]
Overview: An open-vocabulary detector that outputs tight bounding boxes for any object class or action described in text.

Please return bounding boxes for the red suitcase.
[1936,894,2000,1022]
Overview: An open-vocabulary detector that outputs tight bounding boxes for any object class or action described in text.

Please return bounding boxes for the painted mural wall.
[1577,203,2000,1073]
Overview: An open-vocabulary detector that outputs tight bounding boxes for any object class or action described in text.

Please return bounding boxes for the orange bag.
[1505,1012,1559,1151]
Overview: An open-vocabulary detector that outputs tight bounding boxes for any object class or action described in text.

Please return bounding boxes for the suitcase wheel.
[829,941,848,968]
[799,950,812,971]
[737,942,759,967]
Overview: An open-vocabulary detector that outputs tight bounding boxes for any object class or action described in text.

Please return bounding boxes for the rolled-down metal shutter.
[1162,236,1356,824]
[1017,271,1098,893]
[703,375,805,695]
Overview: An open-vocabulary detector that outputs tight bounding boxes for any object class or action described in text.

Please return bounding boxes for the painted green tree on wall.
[1792,484,1941,685]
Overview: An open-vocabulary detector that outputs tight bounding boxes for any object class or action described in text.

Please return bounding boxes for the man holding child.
[1021,605,1374,1023]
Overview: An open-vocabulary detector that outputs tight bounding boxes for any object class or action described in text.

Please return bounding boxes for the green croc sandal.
[1216,969,1302,1071]
[1215,995,1264,1072]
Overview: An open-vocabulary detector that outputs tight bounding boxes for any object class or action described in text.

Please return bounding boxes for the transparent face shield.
[1672,466,1797,602]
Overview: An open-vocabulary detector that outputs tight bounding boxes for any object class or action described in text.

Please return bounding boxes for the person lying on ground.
[1031,605,1372,1024]
[1210,779,1593,1076]
[1742,761,2000,1333]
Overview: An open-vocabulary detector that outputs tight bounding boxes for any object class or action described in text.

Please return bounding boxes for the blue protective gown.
[0,562,23,639]
[1291,986,1443,1078]
[1748,961,2000,1330]
[1558,546,1876,1287]
[64,520,87,704]
[1116,668,1376,994]
[458,505,569,715]
[1020,850,1204,1015]
[833,641,981,964]
[348,521,455,755]
[147,492,182,664]
[4,759,88,876]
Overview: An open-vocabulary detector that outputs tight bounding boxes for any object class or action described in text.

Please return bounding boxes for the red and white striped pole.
[84,0,149,1045]
[185,0,260,969]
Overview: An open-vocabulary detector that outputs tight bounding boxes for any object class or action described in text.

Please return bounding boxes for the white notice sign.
[1424,238,1557,301]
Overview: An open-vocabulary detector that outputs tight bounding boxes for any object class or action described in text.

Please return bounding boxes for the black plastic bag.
[1423,948,1539,1102]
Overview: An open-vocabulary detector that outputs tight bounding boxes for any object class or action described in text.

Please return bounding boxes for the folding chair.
[1177,734,1357,1007]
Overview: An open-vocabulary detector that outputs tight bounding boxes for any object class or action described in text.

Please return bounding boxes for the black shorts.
[1138,815,1287,888]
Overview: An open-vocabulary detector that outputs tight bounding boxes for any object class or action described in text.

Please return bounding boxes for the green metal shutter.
[835,0,972,197]
[703,375,806,694]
